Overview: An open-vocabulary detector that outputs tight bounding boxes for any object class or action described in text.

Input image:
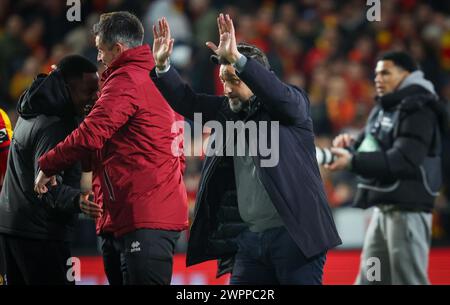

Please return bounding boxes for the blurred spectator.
[41,43,71,74]
[144,0,192,45]
[0,15,28,105]
[326,75,356,132]
[9,56,41,102]
[188,0,218,47]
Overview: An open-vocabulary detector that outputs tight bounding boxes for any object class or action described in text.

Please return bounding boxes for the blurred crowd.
[1,0,450,246]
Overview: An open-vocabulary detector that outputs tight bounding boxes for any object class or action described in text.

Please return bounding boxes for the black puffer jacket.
[351,73,448,211]
[0,70,82,241]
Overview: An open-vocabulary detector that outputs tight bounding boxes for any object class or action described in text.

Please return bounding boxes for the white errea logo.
[131,241,141,253]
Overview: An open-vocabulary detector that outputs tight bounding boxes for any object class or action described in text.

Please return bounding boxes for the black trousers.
[100,233,124,285]
[0,233,73,285]
[100,229,180,285]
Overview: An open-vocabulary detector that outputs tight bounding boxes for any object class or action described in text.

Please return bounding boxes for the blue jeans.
[230,227,326,285]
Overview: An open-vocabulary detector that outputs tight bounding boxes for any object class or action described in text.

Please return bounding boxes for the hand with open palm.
[152,17,174,70]
[206,13,241,64]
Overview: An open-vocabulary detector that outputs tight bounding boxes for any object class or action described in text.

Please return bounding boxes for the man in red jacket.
[34,11,188,285]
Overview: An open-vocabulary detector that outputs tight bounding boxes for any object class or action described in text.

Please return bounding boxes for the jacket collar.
[376,85,430,110]
[241,95,260,119]
[101,44,154,82]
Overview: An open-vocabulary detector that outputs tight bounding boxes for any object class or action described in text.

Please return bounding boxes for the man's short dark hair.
[93,11,144,48]
[378,51,418,72]
[211,42,271,70]
[57,55,97,82]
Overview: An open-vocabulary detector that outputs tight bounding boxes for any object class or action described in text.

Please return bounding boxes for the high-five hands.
[152,17,174,70]
[206,13,241,64]
[152,14,242,69]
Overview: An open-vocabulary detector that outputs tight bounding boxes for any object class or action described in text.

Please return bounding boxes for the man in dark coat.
[0,55,101,285]
[150,14,341,284]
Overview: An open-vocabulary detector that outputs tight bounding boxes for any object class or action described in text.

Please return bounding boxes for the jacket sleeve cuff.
[155,64,171,76]
[38,153,58,176]
[351,151,390,178]
[233,55,247,73]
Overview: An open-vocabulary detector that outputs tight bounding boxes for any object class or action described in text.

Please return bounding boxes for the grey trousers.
[355,206,432,285]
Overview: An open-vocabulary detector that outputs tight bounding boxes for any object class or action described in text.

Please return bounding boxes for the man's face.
[68,72,99,116]
[374,60,409,96]
[219,65,254,112]
[95,36,122,68]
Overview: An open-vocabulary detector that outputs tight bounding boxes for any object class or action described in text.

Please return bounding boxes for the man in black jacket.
[327,51,448,284]
[0,55,102,285]
[150,15,341,284]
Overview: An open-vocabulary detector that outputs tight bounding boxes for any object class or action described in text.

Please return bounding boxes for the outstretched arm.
[151,17,223,123]
[35,75,138,195]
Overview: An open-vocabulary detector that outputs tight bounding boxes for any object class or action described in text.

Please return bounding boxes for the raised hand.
[152,17,174,70]
[206,13,241,64]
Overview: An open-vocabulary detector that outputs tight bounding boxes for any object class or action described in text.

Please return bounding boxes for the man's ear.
[113,42,127,55]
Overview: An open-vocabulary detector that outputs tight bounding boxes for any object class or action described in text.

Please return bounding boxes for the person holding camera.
[327,51,448,284]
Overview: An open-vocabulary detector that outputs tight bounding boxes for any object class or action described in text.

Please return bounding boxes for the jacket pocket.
[103,168,116,202]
